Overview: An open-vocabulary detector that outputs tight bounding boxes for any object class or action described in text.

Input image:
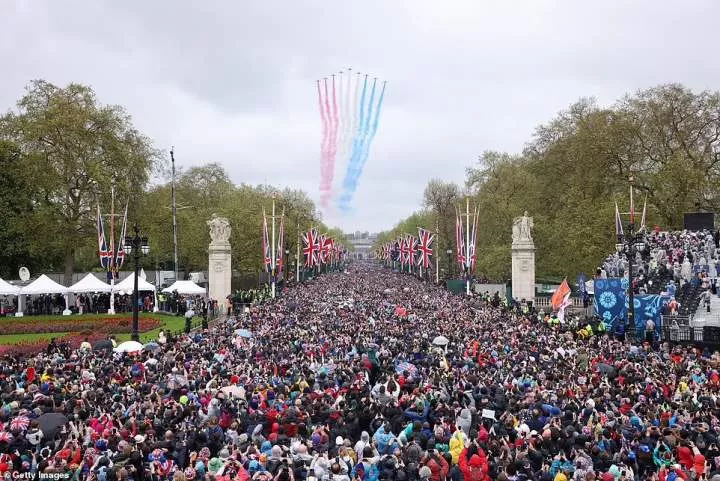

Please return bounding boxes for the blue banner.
[595,278,667,337]
[594,278,628,329]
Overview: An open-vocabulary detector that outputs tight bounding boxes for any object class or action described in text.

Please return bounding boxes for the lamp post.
[615,177,646,336]
[446,249,453,278]
[124,224,149,342]
[284,249,290,283]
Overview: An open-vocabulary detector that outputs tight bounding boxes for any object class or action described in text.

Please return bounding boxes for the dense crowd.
[601,230,719,293]
[1,264,720,481]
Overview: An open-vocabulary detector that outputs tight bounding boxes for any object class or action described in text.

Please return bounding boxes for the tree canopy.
[0,80,345,282]
[382,84,720,281]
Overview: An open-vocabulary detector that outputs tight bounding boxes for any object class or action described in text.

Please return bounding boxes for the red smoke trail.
[318,80,330,200]
[320,78,334,208]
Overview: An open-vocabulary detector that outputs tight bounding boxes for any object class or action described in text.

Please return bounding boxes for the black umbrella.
[37,412,69,438]
[597,363,617,377]
[93,340,113,351]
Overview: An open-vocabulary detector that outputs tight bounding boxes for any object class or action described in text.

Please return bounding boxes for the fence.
[660,325,720,344]
[535,297,587,308]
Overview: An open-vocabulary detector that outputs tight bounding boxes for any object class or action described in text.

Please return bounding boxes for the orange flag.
[551,278,571,311]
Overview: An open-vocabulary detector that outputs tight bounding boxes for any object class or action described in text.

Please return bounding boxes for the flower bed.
[1,316,162,335]
[0,332,110,357]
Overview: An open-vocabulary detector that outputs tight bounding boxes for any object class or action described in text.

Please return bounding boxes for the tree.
[0,80,161,283]
[422,179,461,272]
[0,141,49,278]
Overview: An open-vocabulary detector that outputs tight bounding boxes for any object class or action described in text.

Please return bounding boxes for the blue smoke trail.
[338,75,369,210]
[337,80,385,211]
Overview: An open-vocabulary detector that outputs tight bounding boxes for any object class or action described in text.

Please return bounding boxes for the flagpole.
[296,223,300,282]
[435,219,440,284]
[271,195,276,299]
[108,185,116,314]
[170,148,179,283]
[465,197,470,295]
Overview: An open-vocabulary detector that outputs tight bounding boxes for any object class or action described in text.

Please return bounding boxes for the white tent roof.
[0,278,19,296]
[115,272,156,293]
[162,280,206,295]
[68,273,112,293]
[20,274,67,295]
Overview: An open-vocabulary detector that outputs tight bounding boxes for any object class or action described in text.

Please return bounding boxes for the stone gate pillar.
[511,211,535,302]
[207,215,232,306]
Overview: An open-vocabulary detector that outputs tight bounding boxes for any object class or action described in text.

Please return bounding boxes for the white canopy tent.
[20,274,67,295]
[68,273,112,293]
[115,273,159,312]
[162,280,206,296]
[115,273,156,293]
[0,278,19,296]
[17,274,70,316]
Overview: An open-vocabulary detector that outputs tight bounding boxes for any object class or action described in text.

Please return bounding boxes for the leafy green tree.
[0,80,161,283]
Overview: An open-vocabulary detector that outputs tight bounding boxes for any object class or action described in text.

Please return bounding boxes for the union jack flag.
[262,209,272,272]
[456,209,466,270]
[317,234,328,264]
[115,202,128,268]
[276,212,285,276]
[303,227,320,268]
[323,237,334,264]
[399,237,409,266]
[97,204,112,269]
[468,208,479,271]
[407,235,418,267]
[417,228,434,268]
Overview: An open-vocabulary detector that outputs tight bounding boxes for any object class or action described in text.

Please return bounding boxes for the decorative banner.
[594,278,627,328]
[595,277,667,334]
[417,228,435,268]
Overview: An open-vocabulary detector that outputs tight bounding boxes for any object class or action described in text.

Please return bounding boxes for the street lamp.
[284,249,290,283]
[446,249,453,277]
[124,224,149,342]
[615,177,646,336]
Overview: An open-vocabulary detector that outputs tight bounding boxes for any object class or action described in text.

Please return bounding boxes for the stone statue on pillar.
[511,211,536,302]
[207,215,232,307]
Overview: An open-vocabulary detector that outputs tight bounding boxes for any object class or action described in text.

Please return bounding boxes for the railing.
[660,325,720,344]
[535,297,587,308]
[661,314,692,326]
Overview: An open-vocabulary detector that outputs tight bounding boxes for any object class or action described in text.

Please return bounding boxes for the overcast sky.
[2,0,719,233]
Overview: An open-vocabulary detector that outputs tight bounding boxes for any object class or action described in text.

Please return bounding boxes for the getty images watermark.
[4,472,71,480]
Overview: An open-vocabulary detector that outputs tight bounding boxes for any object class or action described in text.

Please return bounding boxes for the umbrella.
[114,341,143,353]
[220,385,245,398]
[167,374,188,389]
[10,416,29,432]
[597,363,617,377]
[93,340,113,352]
[37,413,68,438]
[432,336,450,346]
[236,329,252,339]
[143,342,160,352]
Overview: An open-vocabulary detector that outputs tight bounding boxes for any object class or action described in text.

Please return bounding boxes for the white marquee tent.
[17,274,70,316]
[68,273,112,293]
[0,278,19,296]
[115,273,156,293]
[20,274,67,295]
[162,280,206,295]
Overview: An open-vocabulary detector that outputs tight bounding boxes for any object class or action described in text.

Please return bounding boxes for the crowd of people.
[1,264,720,481]
[601,230,719,295]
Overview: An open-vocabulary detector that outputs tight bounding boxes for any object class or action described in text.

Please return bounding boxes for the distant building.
[348,231,377,260]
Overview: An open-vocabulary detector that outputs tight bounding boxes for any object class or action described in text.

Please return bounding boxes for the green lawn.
[0,313,203,345]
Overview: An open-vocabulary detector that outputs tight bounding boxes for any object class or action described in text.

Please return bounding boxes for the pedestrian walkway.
[690,293,720,326]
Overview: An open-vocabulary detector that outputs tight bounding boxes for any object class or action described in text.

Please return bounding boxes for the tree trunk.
[64,245,75,286]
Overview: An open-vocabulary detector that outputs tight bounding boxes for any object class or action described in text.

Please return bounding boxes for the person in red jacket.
[459,443,489,481]
[677,441,694,471]
[422,448,450,481]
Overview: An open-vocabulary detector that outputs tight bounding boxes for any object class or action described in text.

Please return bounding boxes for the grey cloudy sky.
[2,0,719,233]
